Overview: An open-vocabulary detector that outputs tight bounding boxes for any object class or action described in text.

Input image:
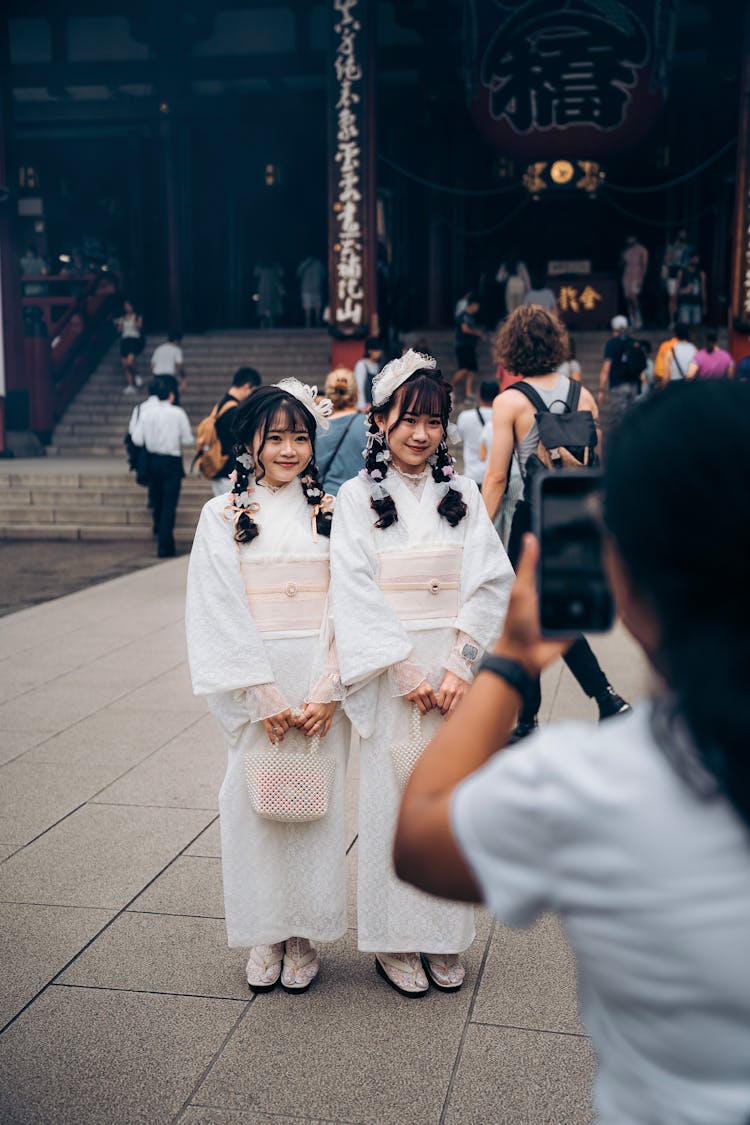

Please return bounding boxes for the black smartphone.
[532,469,615,637]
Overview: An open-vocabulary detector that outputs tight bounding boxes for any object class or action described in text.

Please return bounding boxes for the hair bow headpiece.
[275,377,333,431]
[370,348,437,409]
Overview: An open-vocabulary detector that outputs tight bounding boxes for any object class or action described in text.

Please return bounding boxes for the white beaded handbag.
[390,704,429,790]
[244,730,336,823]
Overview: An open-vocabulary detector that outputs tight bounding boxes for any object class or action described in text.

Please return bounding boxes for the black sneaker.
[508,718,539,744]
[595,686,631,721]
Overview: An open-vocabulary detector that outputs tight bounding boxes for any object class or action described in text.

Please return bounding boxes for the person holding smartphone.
[395,379,750,1125]
[482,305,629,738]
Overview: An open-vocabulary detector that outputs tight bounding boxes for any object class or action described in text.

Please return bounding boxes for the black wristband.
[478,654,535,705]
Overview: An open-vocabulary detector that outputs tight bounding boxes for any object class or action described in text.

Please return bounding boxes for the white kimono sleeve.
[185,500,276,698]
[329,481,416,693]
[444,480,515,680]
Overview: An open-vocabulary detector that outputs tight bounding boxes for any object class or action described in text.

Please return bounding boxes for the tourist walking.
[504,259,531,316]
[687,329,734,380]
[116,299,144,394]
[620,234,648,329]
[598,315,647,431]
[676,253,706,327]
[666,323,697,383]
[297,256,326,326]
[456,380,499,489]
[395,378,750,1125]
[330,350,513,996]
[197,367,262,497]
[131,378,193,557]
[151,331,185,390]
[483,306,629,740]
[661,227,691,326]
[314,368,368,495]
[186,381,349,994]
[353,337,384,412]
[453,295,483,400]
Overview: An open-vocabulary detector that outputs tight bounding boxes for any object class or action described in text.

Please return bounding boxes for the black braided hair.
[228,385,332,545]
[366,368,467,529]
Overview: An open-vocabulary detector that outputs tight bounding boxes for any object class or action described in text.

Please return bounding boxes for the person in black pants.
[482,305,630,739]
[132,376,194,557]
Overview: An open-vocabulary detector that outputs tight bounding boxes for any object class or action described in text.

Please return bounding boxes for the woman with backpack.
[396,379,750,1125]
[314,368,368,495]
[329,350,513,996]
[186,380,349,994]
[482,306,630,740]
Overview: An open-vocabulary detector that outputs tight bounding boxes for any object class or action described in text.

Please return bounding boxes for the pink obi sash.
[240,557,329,634]
[378,546,462,620]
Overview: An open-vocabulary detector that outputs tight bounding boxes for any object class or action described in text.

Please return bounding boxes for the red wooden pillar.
[328,0,378,371]
[729,1,750,361]
[0,13,25,454]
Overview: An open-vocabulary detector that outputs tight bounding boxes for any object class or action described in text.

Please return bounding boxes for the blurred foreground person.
[395,380,750,1125]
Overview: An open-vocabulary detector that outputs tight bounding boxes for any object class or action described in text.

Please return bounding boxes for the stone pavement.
[0,555,650,1124]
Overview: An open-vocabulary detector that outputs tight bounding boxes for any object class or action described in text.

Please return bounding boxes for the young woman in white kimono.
[186,380,348,994]
[330,351,514,997]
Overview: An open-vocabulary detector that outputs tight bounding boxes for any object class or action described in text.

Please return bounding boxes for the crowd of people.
[120,297,750,1123]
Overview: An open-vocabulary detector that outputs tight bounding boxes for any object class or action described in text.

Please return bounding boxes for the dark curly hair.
[494,305,569,378]
[365,368,467,529]
[229,385,332,544]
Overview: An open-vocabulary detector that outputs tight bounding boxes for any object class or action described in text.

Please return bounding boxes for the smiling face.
[250,407,313,489]
[376,375,448,474]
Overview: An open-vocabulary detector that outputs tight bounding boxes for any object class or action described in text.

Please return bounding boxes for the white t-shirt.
[670,341,697,381]
[451,702,750,1125]
[132,399,193,457]
[456,405,493,484]
[151,342,184,375]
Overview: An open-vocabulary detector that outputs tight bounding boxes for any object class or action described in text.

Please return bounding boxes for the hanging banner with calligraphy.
[469,0,671,161]
[328,0,375,338]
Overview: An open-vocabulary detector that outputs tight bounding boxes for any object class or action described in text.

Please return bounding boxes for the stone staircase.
[0,326,665,545]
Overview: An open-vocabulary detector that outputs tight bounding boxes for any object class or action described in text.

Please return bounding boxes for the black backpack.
[124,404,149,487]
[616,338,647,384]
[511,380,598,495]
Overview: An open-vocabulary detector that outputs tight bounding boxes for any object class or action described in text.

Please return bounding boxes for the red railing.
[21,272,121,441]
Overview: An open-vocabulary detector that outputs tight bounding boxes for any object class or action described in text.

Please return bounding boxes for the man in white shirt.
[151,332,185,389]
[132,378,193,557]
[456,379,499,488]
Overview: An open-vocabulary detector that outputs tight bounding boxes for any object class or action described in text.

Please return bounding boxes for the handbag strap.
[319,414,357,480]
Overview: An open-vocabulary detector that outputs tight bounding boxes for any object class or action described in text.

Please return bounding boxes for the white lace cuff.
[442,631,483,684]
[241,682,289,724]
[388,658,426,698]
[307,639,344,704]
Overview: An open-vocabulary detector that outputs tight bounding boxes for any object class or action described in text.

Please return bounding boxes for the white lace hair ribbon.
[275,377,333,432]
[370,348,437,408]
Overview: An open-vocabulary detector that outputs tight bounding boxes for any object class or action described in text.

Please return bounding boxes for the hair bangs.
[395,372,449,423]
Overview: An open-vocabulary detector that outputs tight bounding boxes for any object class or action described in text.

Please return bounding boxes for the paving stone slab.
[91,727,223,810]
[183,1110,375,1125]
[0,845,19,862]
[194,935,487,1125]
[20,707,203,770]
[0,728,48,768]
[184,817,222,857]
[59,911,247,1000]
[107,662,205,713]
[0,902,114,1028]
[131,856,224,918]
[0,758,120,846]
[473,913,583,1034]
[442,1023,595,1125]
[0,986,244,1125]
[0,803,213,908]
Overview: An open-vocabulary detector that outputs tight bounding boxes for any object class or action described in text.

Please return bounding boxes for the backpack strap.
[508,381,549,413]
[565,379,582,412]
[476,406,484,426]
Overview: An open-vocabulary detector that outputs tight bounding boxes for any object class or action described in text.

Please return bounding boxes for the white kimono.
[330,471,514,953]
[185,481,349,947]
